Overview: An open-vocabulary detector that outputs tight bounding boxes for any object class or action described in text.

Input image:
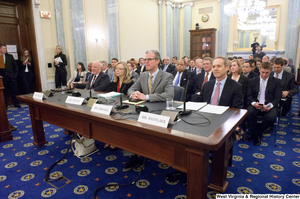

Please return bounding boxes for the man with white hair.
[85,61,110,91]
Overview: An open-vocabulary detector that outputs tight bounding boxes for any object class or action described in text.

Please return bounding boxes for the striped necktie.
[91,75,96,88]
[276,73,278,78]
[149,75,153,94]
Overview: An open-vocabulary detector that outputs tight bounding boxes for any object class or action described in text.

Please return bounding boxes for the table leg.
[208,140,229,192]
[186,148,209,199]
[29,105,47,146]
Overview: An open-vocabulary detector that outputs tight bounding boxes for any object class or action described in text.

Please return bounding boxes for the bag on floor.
[71,134,98,158]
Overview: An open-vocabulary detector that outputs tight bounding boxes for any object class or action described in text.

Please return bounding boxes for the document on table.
[199,104,229,114]
[54,57,63,63]
[97,92,122,98]
[177,102,207,110]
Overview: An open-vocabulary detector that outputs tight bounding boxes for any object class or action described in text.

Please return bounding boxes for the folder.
[0,55,4,69]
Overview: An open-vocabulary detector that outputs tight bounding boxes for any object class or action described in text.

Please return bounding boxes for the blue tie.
[175,72,181,86]
[163,65,167,72]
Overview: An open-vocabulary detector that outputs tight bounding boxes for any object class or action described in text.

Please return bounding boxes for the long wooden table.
[17,93,247,199]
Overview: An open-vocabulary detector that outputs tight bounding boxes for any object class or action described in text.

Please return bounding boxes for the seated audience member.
[189,59,196,72]
[282,59,292,73]
[249,55,253,60]
[249,59,259,75]
[242,61,258,79]
[256,59,262,69]
[286,58,296,74]
[271,58,299,116]
[172,56,178,65]
[124,50,174,171]
[195,57,244,109]
[192,57,215,101]
[128,50,174,102]
[227,57,233,62]
[238,57,244,65]
[194,58,204,75]
[228,59,249,108]
[137,57,146,73]
[262,55,269,63]
[159,56,175,73]
[171,59,194,101]
[246,62,282,146]
[85,61,110,92]
[67,62,87,89]
[127,61,139,82]
[104,61,135,151]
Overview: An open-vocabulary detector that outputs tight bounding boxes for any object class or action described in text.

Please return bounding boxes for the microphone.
[178,74,192,116]
[115,76,134,110]
[85,75,97,100]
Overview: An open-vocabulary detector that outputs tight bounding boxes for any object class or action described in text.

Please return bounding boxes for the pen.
[114,101,118,105]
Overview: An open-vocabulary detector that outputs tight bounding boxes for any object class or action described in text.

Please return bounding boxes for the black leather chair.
[173,85,184,101]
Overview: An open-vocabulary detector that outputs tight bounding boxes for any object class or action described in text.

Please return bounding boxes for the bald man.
[85,61,110,91]
[159,56,175,73]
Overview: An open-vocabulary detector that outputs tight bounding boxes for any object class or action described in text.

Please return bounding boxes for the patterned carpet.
[1,94,300,198]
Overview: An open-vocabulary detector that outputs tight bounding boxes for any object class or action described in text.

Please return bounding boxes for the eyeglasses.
[145,58,155,62]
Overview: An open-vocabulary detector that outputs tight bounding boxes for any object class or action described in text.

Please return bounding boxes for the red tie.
[202,72,208,89]
[211,82,220,105]
[91,75,96,88]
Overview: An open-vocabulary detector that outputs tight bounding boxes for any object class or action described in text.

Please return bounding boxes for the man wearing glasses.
[128,50,174,102]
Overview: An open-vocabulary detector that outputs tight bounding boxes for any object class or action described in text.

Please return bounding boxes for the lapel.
[207,79,215,100]
[265,76,273,95]
[219,78,231,103]
[255,77,260,95]
[151,70,163,93]
[281,71,287,87]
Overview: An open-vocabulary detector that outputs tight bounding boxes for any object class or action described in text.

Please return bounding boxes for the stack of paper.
[177,102,207,110]
[199,104,229,114]
[97,92,122,98]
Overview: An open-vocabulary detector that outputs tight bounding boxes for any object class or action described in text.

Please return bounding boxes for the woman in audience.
[67,62,87,88]
[104,61,134,151]
[228,59,249,140]
[256,59,262,69]
[19,48,34,94]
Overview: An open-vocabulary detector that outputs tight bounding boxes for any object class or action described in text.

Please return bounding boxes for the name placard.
[138,112,170,128]
[65,96,85,105]
[91,104,113,115]
[33,92,47,100]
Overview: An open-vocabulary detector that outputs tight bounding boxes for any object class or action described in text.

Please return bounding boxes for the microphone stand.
[115,77,134,110]
[178,75,192,116]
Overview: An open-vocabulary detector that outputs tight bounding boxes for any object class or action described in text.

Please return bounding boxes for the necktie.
[174,72,181,86]
[259,79,266,105]
[202,72,208,89]
[111,70,114,81]
[149,75,153,93]
[91,75,96,88]
[211,82,220,105]
[198,69,201,74]
[163,65,167,72]
[276,73,278,78]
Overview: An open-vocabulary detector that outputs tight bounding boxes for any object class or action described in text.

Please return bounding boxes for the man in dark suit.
[85,61,110,92]
[0,44,20,108]
[246,62,282,146]
[272,58,299,116]
[192,57,216,101]
[286,58,296,74]
[195,57,244,109]
[159,56,175,73]
[137,58,146,73]
[242,61,258,79]
[193,58,204,76]
[171,59,194,101]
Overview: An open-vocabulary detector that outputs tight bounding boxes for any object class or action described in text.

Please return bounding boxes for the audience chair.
[173,85,184,101]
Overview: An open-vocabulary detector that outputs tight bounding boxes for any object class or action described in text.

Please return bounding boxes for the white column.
[158,0,163,55]
[218,0,230,57]
[54,0,66,53]
[173,4,180,59]
[165,1,173,58]
[182,2,193,57]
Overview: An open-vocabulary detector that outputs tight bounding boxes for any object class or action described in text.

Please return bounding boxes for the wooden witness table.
[17,93,247,198]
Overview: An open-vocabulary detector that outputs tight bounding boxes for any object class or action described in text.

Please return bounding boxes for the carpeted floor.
[1,94,300,198]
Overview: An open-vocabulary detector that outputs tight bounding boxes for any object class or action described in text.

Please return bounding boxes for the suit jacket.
[159,64,175,73]
[254,52,266,60]
[0,53,18,79]
[194,77,244,109]
[228,74,249,108]
[253,67,260,75]
[247,76,282,107]
[191,68,203,76]
[270,71,299,97]
[244,71,258,79]
[127,69,174,102]
[193,71,215,93]
[54,52,67,71]
[85,71,110,92]
[85,72,92,81]
[109,80,134,95]
[171,70,195,101]
[105,68,114,80]
[137,65,146,73]
[18,59,34,77]
[130,71,140,82]
[133,69,140,75]
[67,70,87,85]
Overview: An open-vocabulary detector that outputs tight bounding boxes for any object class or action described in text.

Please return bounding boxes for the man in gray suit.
[100,61,114,81]
[128,50,174,102]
